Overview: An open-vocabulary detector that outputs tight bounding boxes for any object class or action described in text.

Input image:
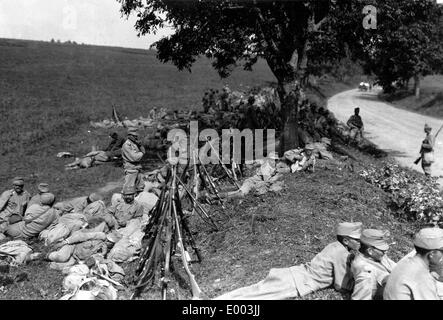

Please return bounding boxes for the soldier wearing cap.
[419,124,435,177]
[346,107,364,145]
[122,126,146,193]
[6,193,57,239]
[384,228,443,300]
[350,229,396,300]
[28,183,50,208]
[291,145,316,173]
[214,222,363,300]
[104,186,144,229]
[0,177,31,233]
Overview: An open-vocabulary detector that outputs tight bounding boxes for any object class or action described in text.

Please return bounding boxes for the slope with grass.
[381,75,443,118]
[0,38,275,201]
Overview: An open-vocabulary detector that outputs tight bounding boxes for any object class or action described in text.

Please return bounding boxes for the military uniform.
[0,178,31,233]
[347,108,364,143]
[420,124,435,176]
[214,222,362,300]
[122,128,145,193]
[106,201,144,228]
[384,228,443,300]
[350,229,396,300]
[28,183,50,208]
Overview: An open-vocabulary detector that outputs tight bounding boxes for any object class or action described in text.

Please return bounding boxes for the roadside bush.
[360,162,443,223]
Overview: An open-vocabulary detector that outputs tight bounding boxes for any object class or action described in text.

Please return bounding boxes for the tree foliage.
[118,0,366,85]
[360,0,443,93]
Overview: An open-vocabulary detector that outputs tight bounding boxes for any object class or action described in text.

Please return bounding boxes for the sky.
[0,0,442,49]
[0,0,174,49]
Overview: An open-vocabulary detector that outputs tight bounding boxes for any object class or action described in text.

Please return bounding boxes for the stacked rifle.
[131,163,224,300]
[131,140,243,299]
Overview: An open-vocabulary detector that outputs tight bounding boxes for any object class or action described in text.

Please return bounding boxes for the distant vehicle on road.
[358,82,370,91]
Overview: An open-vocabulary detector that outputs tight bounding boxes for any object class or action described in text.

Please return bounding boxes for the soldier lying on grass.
[214,221,362,300]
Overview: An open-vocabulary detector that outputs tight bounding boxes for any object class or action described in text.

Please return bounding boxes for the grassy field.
[2,38,397,301]
[383,75,443,118]
[0,38,275,201]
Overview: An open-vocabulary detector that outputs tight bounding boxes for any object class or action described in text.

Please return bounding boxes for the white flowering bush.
[360,163,443,223]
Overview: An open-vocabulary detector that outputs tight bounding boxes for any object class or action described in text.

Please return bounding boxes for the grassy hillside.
[0,38,275,200]
[381,75,443,118]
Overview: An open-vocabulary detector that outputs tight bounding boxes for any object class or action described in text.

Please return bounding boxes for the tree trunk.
[414,75,421,99]
[277,80,302,156]
[265,47,308,155]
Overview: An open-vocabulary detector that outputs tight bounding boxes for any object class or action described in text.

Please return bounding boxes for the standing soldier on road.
[419,124,435,177]
[347,107,364,145]
[122,127,146,194]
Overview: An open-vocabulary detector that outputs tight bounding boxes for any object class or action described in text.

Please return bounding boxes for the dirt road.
[328,89,443,181]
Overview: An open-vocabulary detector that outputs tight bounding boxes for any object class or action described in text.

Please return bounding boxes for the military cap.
[361,229,390,251]
[12,177,25,186]
[336,222,363,239]
[40,193,55,206]
[37,183,50,193]
[413,228,443,250]
[88,193,102,202]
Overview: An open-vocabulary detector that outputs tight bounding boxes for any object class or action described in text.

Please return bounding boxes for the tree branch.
[314,17,328,31]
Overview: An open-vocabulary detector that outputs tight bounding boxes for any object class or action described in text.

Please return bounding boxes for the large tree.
[355,0,443,97]
[118,0,373,152]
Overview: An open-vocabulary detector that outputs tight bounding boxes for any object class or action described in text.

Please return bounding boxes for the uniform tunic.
[28,194,43,208]
[384,255,439,300]
[6,204,57,238]
[421,133,435,175]
[106,201,144,228]
[122,139,145,192]
[214,241,354,300]
[122,139,144,171]
[351,254,396,300]
[0,189,31,219]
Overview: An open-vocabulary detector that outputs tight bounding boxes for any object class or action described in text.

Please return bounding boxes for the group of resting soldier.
[215,222,443,300]
[0,176,159,245]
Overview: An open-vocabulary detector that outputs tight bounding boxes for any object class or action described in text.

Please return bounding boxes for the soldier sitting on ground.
[101,186,144,230]
[347,107,364,145]
[291,145,316,173]
[6,193,57,239]
[0,177,31,234]
[28,183,50,208]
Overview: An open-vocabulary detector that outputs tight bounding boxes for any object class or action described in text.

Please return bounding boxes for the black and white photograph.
[0,0,443,307]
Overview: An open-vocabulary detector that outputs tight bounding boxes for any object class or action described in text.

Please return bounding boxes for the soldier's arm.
[0,190,12,212]
[124,143,144,162]
[351,268,374,300]
[24,206,43,223]
[422,141,433,150]
[134,204,144,218]
[347,117,354,128]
